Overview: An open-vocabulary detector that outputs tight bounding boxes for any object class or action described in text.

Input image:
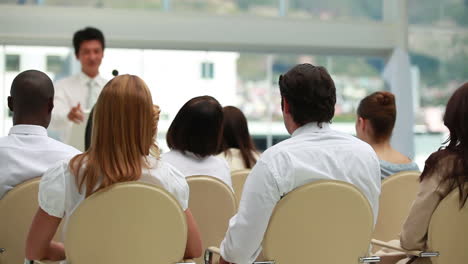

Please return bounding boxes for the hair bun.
[378,92,394,106]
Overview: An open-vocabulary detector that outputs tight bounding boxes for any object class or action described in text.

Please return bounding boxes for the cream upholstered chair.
[205,180,380,264]
[372,187,468,264]
[32,182,193,264]
[373,170,420,250]
[0,177,40,264]
[186,176,237,264]
[230,169,250,205]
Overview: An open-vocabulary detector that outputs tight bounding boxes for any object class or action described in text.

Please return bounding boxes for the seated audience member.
[218,64,381,264]
[0,70,80,199]
[162,96,232,187]
[217,106,260,171]
[25,75,202,261]
[356,91,419,179]
[377,82,468,264]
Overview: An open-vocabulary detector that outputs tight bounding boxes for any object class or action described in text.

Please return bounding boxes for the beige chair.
[186,176,237,264]
[0,177,41,264]
[205,180,380,264]
[373,170,420,249]
[230,169,250,205]
[372,187,468,264]
[33,182,193,264]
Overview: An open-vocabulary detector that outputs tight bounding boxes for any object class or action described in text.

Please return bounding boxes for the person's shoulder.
[333,129,376,153]
[146,157,188,190]
[0,135,10,146]
[258,137,294,163]
[209,154,229,166]
[161,149,179,158]
[46,137,81,156]
[425,148,458,167]
[43,158,72,179]
[149,156,185,179]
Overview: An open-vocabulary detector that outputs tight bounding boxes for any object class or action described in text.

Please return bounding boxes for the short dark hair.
[357,91,396,142]
[10,70,54,114]
[166,96,224,157]
[279,63,336,127]
[73,27,105,56]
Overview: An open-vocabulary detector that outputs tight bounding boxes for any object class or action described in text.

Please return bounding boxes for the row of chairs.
[1,171,466,264]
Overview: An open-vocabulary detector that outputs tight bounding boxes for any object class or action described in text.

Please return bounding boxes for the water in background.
[414,133,446,170]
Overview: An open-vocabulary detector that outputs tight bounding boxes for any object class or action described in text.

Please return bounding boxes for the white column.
[383,0,415,158]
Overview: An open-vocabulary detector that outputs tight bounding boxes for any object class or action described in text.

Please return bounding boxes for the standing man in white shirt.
[0,70,80,199]
[49,27,107,142]
[218,64,381,264]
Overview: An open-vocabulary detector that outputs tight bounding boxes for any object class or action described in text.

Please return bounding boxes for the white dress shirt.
[49,72,107,142]
[38,156,189,233]
[220,122,381,264]
[217,148,260,171]
[0,125,80,199]
[162,150,232,188]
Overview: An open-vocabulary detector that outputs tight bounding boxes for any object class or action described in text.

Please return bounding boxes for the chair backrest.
[262,180,374,264]
[65,182,187,264]
[373,170,420,243]
[231,169,250,205]
[186,176,237,264]
[427,187,468,264]
[0,177,40,264]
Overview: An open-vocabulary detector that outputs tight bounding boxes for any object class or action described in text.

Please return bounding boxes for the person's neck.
[13,117,48,129]
[370,140,393,157]
[82,69,99,79]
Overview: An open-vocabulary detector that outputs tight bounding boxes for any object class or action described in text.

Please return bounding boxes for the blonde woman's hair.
[70,74,160,197]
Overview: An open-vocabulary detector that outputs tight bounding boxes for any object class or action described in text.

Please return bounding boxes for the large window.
[408,0,468,167]
[0,45,384,152]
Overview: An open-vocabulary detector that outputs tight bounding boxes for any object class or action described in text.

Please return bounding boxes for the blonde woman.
[25,75,202,262]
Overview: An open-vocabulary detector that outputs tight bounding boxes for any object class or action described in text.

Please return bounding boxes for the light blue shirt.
[379,159,420,179]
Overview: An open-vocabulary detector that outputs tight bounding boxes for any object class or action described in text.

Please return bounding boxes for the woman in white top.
[161,96,232,187]
[25,75,202,262]
[217,106,260,171]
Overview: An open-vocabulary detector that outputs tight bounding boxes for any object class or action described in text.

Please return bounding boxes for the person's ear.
[47,97,54,114]
[7,96,13,112]
[282,97,291,114]
[359,117,369,131]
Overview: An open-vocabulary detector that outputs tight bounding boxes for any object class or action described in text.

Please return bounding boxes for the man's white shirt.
[49,72,107,142]
[0,125,81,199]
[220,122,381,264]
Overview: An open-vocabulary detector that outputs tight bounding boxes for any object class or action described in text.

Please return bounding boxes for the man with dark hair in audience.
[0,70,80,199]
[218,64,381,264]
[49,26,107,142]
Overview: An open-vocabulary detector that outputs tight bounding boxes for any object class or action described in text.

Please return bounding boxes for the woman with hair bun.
[356,91,419,179]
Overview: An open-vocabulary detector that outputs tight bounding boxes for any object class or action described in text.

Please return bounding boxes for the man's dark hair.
[9,70,54,125]
[279,63,336,127]
[73,27,105,56]
[166,96,224,157]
